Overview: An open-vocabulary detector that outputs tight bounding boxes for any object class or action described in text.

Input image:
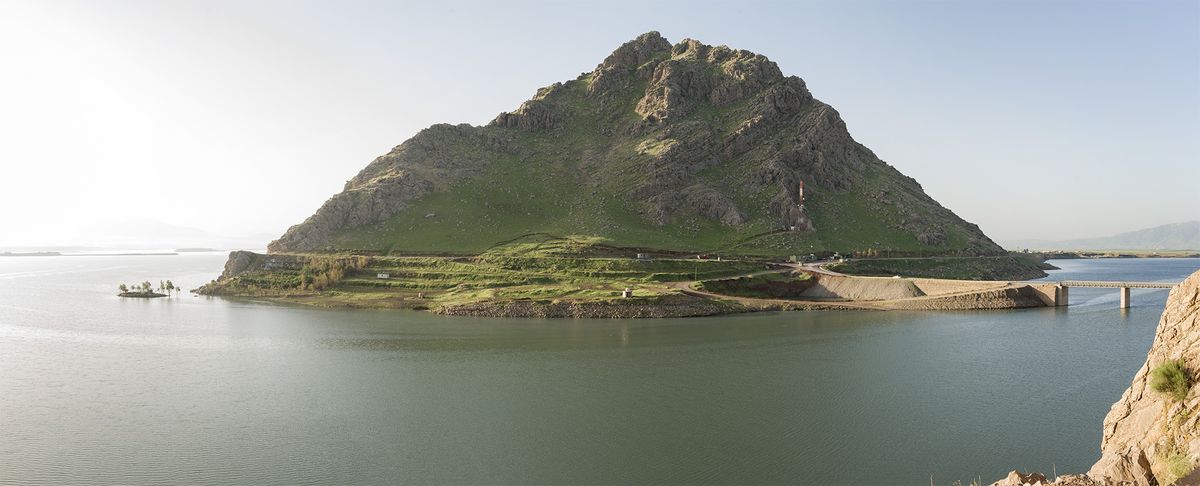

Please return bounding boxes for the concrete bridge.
[1023,280,1179,309]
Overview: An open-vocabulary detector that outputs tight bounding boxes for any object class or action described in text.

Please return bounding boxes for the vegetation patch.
[1158,451,1194,486]
[829,255,1048,281]
[198,236,771,315]
[1151,360,1192,402]
[118,280,180,298]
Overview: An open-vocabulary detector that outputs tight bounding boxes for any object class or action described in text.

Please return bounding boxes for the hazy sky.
[1,0,1197,248]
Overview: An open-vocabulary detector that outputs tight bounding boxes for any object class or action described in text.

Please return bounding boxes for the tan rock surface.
[1088,269,1200,485]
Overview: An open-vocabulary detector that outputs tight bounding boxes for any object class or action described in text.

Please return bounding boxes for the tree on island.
[117,279,179,296]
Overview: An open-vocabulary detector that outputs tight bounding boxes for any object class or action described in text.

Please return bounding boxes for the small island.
[118,280,179,298]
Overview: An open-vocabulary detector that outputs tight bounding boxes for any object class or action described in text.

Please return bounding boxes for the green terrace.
[206,236,771,308]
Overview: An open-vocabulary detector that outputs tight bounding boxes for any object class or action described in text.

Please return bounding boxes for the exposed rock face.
[588,31,671,97]
[991,269,1200,486]
[990,471,1117,486]
[1088,269,1200,485]
[221,250,259,278]
[489,99,560,131]
[267,31,1004,256]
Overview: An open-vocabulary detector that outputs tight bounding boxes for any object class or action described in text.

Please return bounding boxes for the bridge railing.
[1058,280,1178,289]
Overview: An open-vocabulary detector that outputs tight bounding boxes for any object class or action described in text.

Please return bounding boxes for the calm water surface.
[1,254,1197,484]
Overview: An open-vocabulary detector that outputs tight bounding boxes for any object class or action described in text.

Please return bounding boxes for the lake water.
[1,254,1197,485]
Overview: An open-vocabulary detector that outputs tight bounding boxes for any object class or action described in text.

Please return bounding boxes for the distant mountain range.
[1004,221,1200,251]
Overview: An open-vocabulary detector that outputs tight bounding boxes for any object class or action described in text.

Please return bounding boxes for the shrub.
[1160,452,1193,485]
[1150,359,1192,402]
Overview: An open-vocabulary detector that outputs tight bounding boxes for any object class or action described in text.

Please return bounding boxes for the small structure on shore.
[635,253,651,260]
[621,288,633,298]
[377,273,390,279]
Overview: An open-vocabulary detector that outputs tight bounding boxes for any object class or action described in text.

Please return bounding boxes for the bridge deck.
[1057,280,1177,289]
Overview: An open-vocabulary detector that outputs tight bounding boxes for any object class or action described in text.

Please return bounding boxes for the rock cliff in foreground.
[994,269,1200,486]
[1088,268,1200,485]
[267,31,1002,257]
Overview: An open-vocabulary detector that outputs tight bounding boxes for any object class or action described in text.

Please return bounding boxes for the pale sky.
[1,0,1197,248]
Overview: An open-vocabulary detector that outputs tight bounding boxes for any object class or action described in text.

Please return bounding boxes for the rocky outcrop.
[635,39,786,125]
[588,31,671,97]
[221,250,260,278]
[489,99,560,131]
[991,269,1200,486]
[990,471,1119,486]
[268,173,433,252]
[1088,269,1200,485]
[268,124,494,252]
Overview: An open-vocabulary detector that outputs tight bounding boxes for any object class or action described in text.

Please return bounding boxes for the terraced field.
[199,235,769,311]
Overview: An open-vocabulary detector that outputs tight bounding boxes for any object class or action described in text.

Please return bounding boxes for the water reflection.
[0,254,1196,484]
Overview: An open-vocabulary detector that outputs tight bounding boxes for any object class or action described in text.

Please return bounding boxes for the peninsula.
[201,32,1051,316]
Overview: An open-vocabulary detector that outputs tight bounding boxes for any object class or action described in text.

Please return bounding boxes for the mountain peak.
[596,31,671,71]
[268,33,1001,257]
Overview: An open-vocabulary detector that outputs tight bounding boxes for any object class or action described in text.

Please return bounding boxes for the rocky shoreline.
[992,268,1200,486]
[434,294,743,319]
[431,293,874,319]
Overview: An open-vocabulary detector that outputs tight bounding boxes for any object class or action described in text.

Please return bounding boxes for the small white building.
[377,273,390,279]
[621,288,633,298]
[635,253,650,260]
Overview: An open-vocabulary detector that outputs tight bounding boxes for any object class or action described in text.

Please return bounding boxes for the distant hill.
[1005,221,1200,251]
[269,32,1003,257]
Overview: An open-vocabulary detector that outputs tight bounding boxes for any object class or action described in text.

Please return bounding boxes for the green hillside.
[270,32,1002,258]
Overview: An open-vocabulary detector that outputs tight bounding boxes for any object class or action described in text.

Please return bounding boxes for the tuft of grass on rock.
[1159,452,1193,486]
[1150,359,1192,402]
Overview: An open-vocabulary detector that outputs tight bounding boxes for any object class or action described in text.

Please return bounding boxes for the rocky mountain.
[1006,221,1200,251]
[269,32,1003,257]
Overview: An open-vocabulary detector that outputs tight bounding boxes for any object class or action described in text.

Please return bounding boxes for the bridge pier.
[1023,280,1176,309]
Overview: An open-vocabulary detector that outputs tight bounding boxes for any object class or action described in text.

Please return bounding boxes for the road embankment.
[697,271,1059,311]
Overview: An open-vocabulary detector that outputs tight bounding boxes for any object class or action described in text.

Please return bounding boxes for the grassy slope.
[330,73,981,258]
[215,236,767,310]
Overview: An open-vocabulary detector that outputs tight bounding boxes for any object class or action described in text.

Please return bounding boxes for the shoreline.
[118,292,168,298]
[195,247,1193,319]
[196,251,1068,318]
